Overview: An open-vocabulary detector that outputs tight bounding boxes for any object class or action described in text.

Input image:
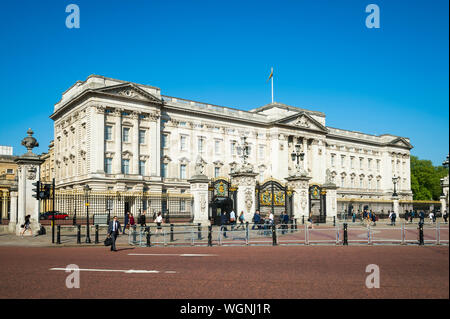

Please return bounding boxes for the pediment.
[387,137,413,149]
[95,83,162,104]
[275,112,327,133]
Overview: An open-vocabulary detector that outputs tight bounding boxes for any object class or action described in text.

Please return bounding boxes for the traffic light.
[43,184,51,200]
[32,181,41,200]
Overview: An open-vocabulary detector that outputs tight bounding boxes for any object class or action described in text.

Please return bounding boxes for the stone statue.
[195,156,205,176]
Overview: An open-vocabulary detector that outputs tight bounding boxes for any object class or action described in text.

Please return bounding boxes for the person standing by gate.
[154,212,163,235]
[229,209,236,231]
[139,210,147,227]
[107,216,121,252]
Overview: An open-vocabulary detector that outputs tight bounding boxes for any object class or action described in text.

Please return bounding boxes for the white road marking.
[49,268,175,274]
[128,253,217,257]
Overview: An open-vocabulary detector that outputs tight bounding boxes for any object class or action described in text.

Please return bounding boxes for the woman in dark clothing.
[20,215,32,236]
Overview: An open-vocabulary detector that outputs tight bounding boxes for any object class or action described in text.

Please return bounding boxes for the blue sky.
[0,0,448,165]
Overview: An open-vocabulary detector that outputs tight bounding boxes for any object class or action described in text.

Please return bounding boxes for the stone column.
[8,190,18,233]
[323,182,338,222]
[113,108,123,174]
[392,195,399,217]
[441,176,449,217]
[286,175,311,223]
[131,111,140,175]
[230,172,258,222]
[14,129,44,235]
[188,174,210,225]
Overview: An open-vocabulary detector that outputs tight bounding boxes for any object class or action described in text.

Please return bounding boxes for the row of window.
[105,126,147,144]
[331,154,380,171]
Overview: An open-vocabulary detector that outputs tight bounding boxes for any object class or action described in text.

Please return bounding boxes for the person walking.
[404,210,409,223]
[123,212,129,235]
[410,210,415,223]
[391,211,397,226]
[252,211,261,230]
[20,215,32,236]
[429,211,435,223]
[352,211,356,223]
[237,211,245,230]
[154,212,163,235]
[419,211,425,224]
[139,210,147,227]
[220,211,229,238]
[107,216,121,252]
[282,211,290,234]
[443,210,448,223]
[229,209,236,231]
[371,211,377,226]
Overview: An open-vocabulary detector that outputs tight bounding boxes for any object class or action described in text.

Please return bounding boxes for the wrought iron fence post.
[436,222,440,245]
[343,223,348,246]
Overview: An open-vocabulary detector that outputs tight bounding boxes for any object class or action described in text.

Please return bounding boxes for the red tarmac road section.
[0,246,448,299]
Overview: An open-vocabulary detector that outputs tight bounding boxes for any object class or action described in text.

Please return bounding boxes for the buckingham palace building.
[48,75,414,224]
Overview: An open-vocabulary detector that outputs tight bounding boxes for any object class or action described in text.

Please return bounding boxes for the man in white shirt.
[229,210,236,230]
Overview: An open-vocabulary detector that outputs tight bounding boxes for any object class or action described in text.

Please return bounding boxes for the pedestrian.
[220,211,229,238]
[410,210,415,223]
[443,210,448,223]
[404,210,409,222]
[371,211,377,226]
[20,214,32,236]
[352,211,356,223]
[252,210,261,230]
[154,212,163,234]
[107,216,121,252]
[139,210,147,227]
[391,211,396,226]
[282,211,290,234]
[123,212,129,234]
[419,211,425,224]
[268,211,274,225]
[237,211,245,229]
[429,211,434,223]
[129,213,135,227]
[229,209,236,231]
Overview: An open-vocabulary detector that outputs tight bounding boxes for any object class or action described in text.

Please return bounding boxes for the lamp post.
[84,184,91,243]
[392,175,399,197]
[290,142,305,176]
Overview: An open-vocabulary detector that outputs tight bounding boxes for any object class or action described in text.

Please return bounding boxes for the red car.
[40,211,69,220]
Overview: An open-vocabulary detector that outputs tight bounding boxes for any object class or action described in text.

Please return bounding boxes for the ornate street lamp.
[443,154,449,169]
[291,142,305,176]
[84,184,91,243]
[392,175,399,197]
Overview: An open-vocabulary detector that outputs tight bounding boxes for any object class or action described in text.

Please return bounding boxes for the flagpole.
[271,67,274,103]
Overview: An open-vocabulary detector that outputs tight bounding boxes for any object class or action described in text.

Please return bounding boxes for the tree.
[410,156,448,200]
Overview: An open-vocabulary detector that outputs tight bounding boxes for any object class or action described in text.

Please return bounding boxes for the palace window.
[215,140,221,155]
[161,163,168,178]
[104,158,112,174]
[139,160,146,175]
[122,128,130,142]
[180,164,186,179]
[139,130,146,144]
[180,135,187,151]
[122,159,130,174]
[105,126,112,141]
[231,141,236,155]
[198,137,205,153]
[214,167,220,178]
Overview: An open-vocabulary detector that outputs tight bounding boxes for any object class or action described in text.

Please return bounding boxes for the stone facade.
[49,75,413,216]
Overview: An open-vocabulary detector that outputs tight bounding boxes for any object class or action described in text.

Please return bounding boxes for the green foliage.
[410,156,448,200]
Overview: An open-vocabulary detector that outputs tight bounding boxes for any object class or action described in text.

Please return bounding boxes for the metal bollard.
[77,225,81,244]
[132,225,137,244]
[343,223,348,246]
[302,215,305,225]
[272,224,277,246]
[198,223,202,240]
[56,225,61,244]
[333,216,336,227]
[294,218,297,230]
[146,226,151,247]
[245,222,249,245]
[208,225,212,247]
[418,222,424,246]
[95,225,99,244]
[170,224,174,242]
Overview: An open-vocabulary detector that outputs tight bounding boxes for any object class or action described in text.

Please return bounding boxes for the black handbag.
[104,236,113,246]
